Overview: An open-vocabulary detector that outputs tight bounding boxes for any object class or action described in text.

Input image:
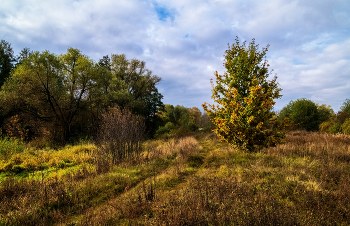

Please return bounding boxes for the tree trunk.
[62,122,71,145]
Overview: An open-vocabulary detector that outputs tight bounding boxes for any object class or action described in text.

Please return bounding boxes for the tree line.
[155,104,213,138]
[2,38,347,151]
[0,40,163,145]
[278,98,350,134]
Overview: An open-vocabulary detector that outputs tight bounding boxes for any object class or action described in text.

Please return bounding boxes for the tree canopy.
[0,48,163,144]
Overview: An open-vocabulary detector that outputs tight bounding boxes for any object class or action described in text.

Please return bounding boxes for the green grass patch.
[157,175,182,189]
[0,137,26,160]
[186,154,204,168]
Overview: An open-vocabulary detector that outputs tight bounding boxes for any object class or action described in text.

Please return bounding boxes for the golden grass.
[1,132,350,225]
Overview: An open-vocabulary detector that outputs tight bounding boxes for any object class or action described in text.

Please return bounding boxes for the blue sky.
[1,0,350,112]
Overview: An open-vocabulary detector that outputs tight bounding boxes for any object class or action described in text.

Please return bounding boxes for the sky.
[1,0,350,112]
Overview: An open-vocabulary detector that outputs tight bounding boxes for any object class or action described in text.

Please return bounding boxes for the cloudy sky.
[1,0,350,111]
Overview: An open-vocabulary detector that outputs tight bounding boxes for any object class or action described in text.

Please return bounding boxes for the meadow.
[0,131,349,225]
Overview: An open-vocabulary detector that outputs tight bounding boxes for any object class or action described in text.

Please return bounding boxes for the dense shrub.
[341,118,350,135]
[336,111,350,123]
[155,122,175,137]
[329,121,342,134]
[187,122,199,132]
[279,98,320,131]
[319,110,350,134]
[319,121,332,133]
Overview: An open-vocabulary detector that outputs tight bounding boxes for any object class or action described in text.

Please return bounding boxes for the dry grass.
[1,132,350,225]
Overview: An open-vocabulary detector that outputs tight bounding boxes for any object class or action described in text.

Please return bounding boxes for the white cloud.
[1,0,350,111]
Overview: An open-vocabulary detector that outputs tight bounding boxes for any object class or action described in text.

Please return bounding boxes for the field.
[0,131,350,225]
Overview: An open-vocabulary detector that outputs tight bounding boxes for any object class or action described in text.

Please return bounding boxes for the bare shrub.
[96,107,145,164]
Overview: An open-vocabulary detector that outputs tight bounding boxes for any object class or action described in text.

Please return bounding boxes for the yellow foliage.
[202,37,288,151]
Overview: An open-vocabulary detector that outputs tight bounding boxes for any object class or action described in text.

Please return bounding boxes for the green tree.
[203,37,287,151]
[278,101,293,122]
[316,103,334,124]
[340,99,350,115]
[188,107,202,130]
[108,54,164,137]
[0,40,16,88]
[163,104,176,124]
[279,98,319,131]
[173,105,189,126]
[198,112,213,130]
[16,47,33,65]
[0,48,98,143]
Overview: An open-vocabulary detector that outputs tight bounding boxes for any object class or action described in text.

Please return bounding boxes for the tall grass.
[0,136,26,160]
[0,132,350,225]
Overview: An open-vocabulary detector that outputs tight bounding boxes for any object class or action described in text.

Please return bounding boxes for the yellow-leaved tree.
[203,37,289,151]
